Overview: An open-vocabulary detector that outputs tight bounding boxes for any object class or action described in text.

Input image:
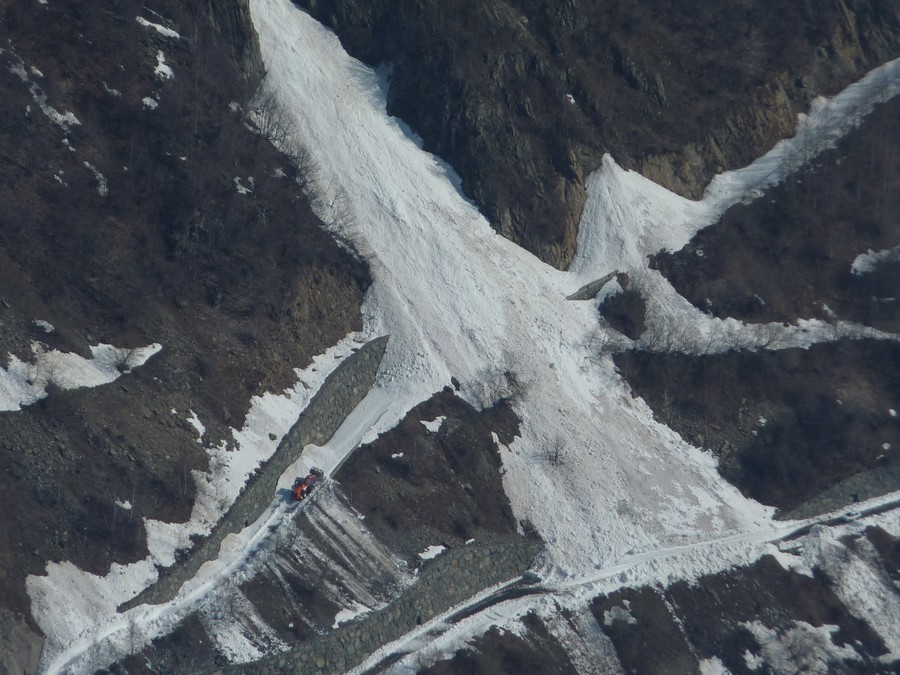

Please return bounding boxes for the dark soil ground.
[336,387,524,565]
[653,96,900,334]
[423,614,576,675]
[110,615,223,675]
[599,279,647,340]
[298,0,900,267]
[592,552,893,674]
[616,340,900,512]
[0,0,366,635]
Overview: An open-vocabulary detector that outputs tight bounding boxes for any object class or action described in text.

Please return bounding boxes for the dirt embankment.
[0,0,366,644]
[336,387,524,563]
[298,0,900,268]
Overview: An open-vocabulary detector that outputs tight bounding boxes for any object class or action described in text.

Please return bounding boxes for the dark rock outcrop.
[297,0,900,269]
[206,0,264,83]
[0,608,42,675]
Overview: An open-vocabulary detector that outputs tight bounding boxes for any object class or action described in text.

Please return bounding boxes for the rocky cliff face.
[298,0,900,268]
[206,0,265,84]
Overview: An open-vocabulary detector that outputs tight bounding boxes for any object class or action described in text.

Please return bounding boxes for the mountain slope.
[0,0,366,669]
[297,0,900,268]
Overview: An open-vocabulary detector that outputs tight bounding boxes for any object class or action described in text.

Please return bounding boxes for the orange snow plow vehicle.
[292,467,324,502]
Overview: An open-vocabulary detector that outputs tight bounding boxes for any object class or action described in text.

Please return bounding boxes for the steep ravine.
[297,0,900,268]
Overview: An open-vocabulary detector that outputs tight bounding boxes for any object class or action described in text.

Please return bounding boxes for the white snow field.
[250,0,900,577]
[25,0,900,670]
[0,341,160,411]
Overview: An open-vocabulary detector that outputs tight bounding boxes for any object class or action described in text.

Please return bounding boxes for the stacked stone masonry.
[119,336,389,612]
[221,541,544,675]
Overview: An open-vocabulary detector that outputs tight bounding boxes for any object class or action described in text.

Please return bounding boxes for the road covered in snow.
[25,0,900,670]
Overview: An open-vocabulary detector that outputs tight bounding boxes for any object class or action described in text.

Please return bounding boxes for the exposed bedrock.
[297,0,900,269]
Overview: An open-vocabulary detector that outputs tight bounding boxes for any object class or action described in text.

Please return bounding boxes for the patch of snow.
[142,96,158,110]
[802,524,900,660]
[0,342,161,411]
[187,410,206,440]
[851,246,900,275]
[418,545,446,561]
[102,82,121,97]
[884,443,891,450]
[136,16,181,39]
[390,452,403,459]
[546,605,624,675]
[420,416,445,433]
[465,538,475,545]
[32,319,55,333]
[699,657,730,675]
[29,66,43,78]
[602,603,637,626]
[769,542,814,578]
[115,500,132,511]
[53,171,66,186]
[234,176,252,194]
[200,590,284,664]
[565,93,575,105]
[153,51,173,80]
[83,161,108,196]
[744,620,861,674]
[890,409,896,417]
[333,600,370,628]
[8,52,80,130]
[743,650,764,671]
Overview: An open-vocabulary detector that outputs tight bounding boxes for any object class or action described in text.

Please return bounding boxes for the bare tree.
[544,435,569,466]
[248,89,295,147]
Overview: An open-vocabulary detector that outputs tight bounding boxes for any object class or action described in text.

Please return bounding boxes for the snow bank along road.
[24,0,900,669]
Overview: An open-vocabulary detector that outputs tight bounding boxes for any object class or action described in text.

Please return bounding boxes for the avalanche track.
[249,0,900,578]
[25,0,900,670]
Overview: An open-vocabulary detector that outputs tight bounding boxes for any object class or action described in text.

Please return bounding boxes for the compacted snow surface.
[24,1,900,671]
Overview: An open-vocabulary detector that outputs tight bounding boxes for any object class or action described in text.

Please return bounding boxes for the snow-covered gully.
[248,0,900,578]
[26,0,900,670]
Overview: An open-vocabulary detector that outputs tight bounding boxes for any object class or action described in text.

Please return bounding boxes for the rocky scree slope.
[0,0,367,669]
[298,0,900,268]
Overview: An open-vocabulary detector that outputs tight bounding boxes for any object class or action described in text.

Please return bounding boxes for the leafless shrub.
[475,360,526,409]
[110,346,139,373]
[281,136,319,192]
[636,312,702,354]
[543,435,569,466]
[248,89,294,147]
[586,326,631,360]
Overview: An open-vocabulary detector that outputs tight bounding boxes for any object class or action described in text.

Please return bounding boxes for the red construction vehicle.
[292,467,324,502]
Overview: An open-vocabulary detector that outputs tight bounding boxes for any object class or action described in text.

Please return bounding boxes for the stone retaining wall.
[120,336,389,611]
[222,540,544,675]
